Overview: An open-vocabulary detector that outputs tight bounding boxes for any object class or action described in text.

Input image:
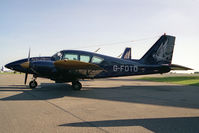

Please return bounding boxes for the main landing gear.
[28,76,82,90]
[72,81,82,90]
[29,76,38,88]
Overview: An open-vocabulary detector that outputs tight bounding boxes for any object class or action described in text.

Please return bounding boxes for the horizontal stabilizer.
[169,64,193,70]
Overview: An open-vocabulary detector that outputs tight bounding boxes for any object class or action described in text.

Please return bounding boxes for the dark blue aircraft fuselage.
[5,50,170,83]
[6,35,181,89]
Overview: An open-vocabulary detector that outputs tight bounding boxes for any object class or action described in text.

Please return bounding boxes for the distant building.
[1,66,14,73]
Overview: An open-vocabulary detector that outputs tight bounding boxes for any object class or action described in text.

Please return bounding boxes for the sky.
[0,0,199,71]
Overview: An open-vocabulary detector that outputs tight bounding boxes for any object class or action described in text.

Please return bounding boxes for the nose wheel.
[72,81,82,90]
[29,75,38,88]
[29,80,38,88]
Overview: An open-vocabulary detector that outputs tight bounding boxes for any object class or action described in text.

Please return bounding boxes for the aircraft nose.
[5,62,15,70]
[5,59,29,72]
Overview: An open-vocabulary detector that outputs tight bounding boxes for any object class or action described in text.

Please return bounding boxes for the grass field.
[139,76,199,87]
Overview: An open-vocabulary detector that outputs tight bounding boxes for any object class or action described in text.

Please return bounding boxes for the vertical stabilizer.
[140,34,175,65]
[121,47,131,60]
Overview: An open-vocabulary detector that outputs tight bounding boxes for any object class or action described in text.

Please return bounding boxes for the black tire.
[72,81,82,90]
[29,80,38,88]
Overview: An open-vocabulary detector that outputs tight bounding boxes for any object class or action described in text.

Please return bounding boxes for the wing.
[54,60,104,78]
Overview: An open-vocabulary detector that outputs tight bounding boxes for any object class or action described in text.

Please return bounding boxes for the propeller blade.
[28,48,31,61]
[24,72,28,85]
[24,48,30,85]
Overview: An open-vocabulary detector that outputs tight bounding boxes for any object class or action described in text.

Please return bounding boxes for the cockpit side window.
[80,55,90,63]
[91,56,104,64]
[63,53,78,60]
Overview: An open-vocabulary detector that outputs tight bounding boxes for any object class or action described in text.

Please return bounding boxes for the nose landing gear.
[29,80,38,88]
[29,76,38,88]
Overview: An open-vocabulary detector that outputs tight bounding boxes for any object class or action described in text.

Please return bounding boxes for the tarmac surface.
[0,74,199,133]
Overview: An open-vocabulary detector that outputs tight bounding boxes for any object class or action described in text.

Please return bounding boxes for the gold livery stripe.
[54,60,103,70]
[20,61,30,69]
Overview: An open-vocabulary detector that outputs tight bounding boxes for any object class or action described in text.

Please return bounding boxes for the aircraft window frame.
[62,53,78,61]
[91,56,104,64]
[80,55,91,63]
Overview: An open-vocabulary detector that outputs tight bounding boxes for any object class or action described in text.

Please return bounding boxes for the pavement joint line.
[23,88,109,133]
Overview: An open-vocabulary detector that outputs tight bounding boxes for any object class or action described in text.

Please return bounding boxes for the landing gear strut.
[72,81,82,90]
[29,76,38,88]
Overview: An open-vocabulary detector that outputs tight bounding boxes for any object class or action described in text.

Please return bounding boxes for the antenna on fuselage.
[94,48,101,53]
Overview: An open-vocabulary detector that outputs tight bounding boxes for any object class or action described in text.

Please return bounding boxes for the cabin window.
[91,56,104,64]
[80,55,90,63]
[63,53,78,60]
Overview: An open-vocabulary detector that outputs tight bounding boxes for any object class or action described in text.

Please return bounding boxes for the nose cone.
[5,59,28,72]
[5,62,14,70]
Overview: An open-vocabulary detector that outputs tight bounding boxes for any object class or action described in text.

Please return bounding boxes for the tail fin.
[140,34,175,65]
[121,47,131,60]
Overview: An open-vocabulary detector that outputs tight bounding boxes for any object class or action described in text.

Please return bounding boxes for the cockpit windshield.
[52,52,63,61]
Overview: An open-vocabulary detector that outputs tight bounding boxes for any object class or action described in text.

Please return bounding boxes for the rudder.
[140,34,175,65]
[121,47,131,60]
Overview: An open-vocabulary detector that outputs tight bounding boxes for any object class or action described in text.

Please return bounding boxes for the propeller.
[24,48,30,84]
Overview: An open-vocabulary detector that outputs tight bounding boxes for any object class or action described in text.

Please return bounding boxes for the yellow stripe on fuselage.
[20,61,30,69]
[54,60,103,70]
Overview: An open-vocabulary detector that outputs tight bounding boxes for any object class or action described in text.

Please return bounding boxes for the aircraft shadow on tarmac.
[0,82,199,109]
[0,83,72,100]
[59,116,199,133]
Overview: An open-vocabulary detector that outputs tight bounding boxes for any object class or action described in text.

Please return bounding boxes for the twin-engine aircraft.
[5,34,192,90]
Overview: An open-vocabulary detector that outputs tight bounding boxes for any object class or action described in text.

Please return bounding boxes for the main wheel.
[72,81,82,90]
[29,80,38,88]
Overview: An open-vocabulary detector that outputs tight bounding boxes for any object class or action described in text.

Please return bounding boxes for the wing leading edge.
[54,60,104,78]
